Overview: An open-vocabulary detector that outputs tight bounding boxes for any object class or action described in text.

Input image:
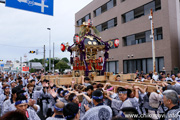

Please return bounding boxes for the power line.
[0,44,43,48]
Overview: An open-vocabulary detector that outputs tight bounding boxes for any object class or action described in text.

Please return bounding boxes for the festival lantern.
[74,34,80,44]
[114,39,119,48]
[61,43,66,52]
[75,35,80,44]
[98,56,103,63]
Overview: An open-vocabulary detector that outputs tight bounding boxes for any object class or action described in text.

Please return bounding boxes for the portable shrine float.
[61,20,119,77]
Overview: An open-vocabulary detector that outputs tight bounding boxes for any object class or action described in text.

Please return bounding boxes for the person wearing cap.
[106,87,133,117]
[82,90,112,120]
[163,90,180,120]
[15,92,41,120]
[1,87,19,115]
[63,103,80,120]
[46,101,65,120]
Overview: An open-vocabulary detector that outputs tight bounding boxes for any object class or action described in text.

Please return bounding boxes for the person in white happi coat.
[36,76,43,86]
[106,87,133,117]
[26,83,36,100]
[82,90,112,120]
[32,74,38,84]
[38,82,54,117]
[1,87,20,115]
[0,85,11,116]
[59,90,69,105]
[15,93,40,120]
[22,75,28,87]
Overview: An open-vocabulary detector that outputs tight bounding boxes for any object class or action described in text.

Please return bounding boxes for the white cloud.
[0,0,92,62]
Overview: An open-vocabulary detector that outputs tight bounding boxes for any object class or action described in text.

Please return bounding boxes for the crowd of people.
[0,71,180,120]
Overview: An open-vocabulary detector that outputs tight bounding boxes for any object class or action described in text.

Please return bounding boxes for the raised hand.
[84,104,90,111]
[50,89,57,98]
[28,99,35,107]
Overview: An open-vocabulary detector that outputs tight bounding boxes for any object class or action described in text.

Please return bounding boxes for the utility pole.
[53,42,55,74]
[20,57,22,75]
[149,9,156,73]
[43,45,46,74]
[47,28,51,72]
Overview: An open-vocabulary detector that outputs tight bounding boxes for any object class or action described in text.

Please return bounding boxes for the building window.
[77,13,91,26]
[121,0,125,2]
[144,1,155,15]
[107,0,116,10]
[77,19,82,26]
[122,0,161,23]
[108,18,117,28]
[125,11,134,23]
[96,25,102,32]
[101,4,107,13]
[95,7,101,17]
[123,35,135,46]
[155,0,161,11]
[96,17,117,32]
[102,22,108,31]
[94,0,117,17]
[134,6,144,19]
[135,32,145,44]
[106,61,119,74]
[154,27,163,40]
[123,57,164,74]
[123,27,163,46]
[85,14,91,22]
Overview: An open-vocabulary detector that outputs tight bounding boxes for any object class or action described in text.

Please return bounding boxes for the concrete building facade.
[75,0,180,74]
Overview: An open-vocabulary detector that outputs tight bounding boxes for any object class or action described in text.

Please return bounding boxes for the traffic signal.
[29,51,35,53]
[0,60,3,61]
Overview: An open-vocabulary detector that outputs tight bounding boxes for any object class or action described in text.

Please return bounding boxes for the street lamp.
[47,28,51,72]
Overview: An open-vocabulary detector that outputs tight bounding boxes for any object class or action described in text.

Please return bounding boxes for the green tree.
[30,68,35,73]
[29,57,70,72]
[61,57,69,63]
[55,60,70,73]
